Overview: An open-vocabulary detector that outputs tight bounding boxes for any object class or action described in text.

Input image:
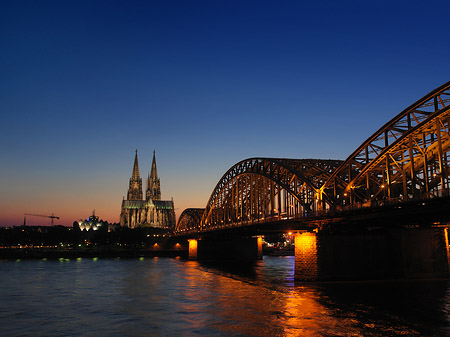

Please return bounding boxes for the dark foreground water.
[1,256,450,337]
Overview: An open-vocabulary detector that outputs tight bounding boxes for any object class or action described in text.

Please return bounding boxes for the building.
[73,210,109,244]
[120,151,176,229]
[74,211,108,232]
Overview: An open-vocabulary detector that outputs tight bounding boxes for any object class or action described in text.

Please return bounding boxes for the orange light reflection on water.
[137,256,425,336]
[176,259,350,336]
[281,288,358,337]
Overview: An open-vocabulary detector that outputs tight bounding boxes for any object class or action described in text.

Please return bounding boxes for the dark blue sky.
[1,0,449,226]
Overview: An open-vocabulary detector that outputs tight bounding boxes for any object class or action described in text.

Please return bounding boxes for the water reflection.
[195,258,349,336]
[195,256,450,336]
[313,279,450,336]
[0,257,449,336]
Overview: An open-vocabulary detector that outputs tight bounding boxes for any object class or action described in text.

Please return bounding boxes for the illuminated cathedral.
[120,151,176,229]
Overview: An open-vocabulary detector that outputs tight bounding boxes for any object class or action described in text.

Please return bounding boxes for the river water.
[1,256,449,336]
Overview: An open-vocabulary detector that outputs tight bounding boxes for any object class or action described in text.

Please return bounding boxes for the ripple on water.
[0,257,449,336]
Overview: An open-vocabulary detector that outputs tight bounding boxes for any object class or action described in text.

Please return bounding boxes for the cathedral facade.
[120,151,176,229]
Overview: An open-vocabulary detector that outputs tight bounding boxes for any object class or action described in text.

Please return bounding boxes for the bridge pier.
[294,227,450,281]
[188,239,198,260]
[188,237,262,262]
[294,232,318,281]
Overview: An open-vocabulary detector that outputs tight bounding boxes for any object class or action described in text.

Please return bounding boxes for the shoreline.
[0,247,188,260]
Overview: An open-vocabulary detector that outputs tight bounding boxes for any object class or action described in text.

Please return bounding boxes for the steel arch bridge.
[177,208,205,232]
[176,81,450,233]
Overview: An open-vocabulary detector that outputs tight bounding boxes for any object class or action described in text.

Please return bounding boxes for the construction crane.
[24,213,59,226]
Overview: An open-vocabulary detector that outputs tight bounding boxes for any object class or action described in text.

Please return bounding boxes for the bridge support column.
[294,227,450,281]
[190,237,262,261]
[390,227,450,279]
[188,239,198,260]
[294,232,318,281]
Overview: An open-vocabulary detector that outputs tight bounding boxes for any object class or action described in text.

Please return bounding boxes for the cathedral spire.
[127,150,143,201]
[132,149,140,180]
[121,150,176,229]
[151,150,158,181]
[146,150,161,200]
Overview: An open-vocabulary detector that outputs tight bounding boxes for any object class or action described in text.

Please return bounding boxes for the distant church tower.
[128,150,143,200]
[146,151,161,201]
[120,150,176,229]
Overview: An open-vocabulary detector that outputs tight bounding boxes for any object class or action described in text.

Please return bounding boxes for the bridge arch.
[200,158,342,231]
[176,208,205,233]
[343,105,450,205]
[176,81,450,233]
[323,80,450,206]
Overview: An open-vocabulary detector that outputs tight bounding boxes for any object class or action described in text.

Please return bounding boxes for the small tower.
[146,172,152,200]
[146,151,161,200]
[127,150,143,200]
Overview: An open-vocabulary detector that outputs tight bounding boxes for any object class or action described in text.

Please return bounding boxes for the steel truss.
[323,80,450,207]
[176,208,204,232]
[182,158,341,232]
[176,81,450,232]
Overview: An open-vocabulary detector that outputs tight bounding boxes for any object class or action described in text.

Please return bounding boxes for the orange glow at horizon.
[0,191,210,227]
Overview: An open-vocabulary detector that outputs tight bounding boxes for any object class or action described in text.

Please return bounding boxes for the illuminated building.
[73,211,109,244]
[120,150,176,229]
[75,211,107,232]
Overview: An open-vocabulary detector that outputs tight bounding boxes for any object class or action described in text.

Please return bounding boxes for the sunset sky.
[1,0,450,226]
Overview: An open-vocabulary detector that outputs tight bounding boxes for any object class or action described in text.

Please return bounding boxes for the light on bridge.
[188,239,198,260]
[294,232,318,280]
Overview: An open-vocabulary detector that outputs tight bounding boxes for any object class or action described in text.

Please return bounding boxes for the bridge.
[174,81,450,281]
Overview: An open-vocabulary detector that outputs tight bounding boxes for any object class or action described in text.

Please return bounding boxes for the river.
[1,256,449,336]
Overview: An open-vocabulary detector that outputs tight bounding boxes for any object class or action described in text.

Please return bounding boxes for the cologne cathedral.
[120,151,176,229]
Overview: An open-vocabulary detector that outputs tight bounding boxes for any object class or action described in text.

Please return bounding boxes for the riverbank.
[0,247,188,259]
[263,247,294,256]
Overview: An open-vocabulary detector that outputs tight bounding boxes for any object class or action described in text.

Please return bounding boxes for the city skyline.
[2,1,450,226]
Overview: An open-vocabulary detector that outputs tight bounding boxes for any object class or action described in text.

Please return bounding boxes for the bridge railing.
[176,186,450,235]
[334,186,450,212]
